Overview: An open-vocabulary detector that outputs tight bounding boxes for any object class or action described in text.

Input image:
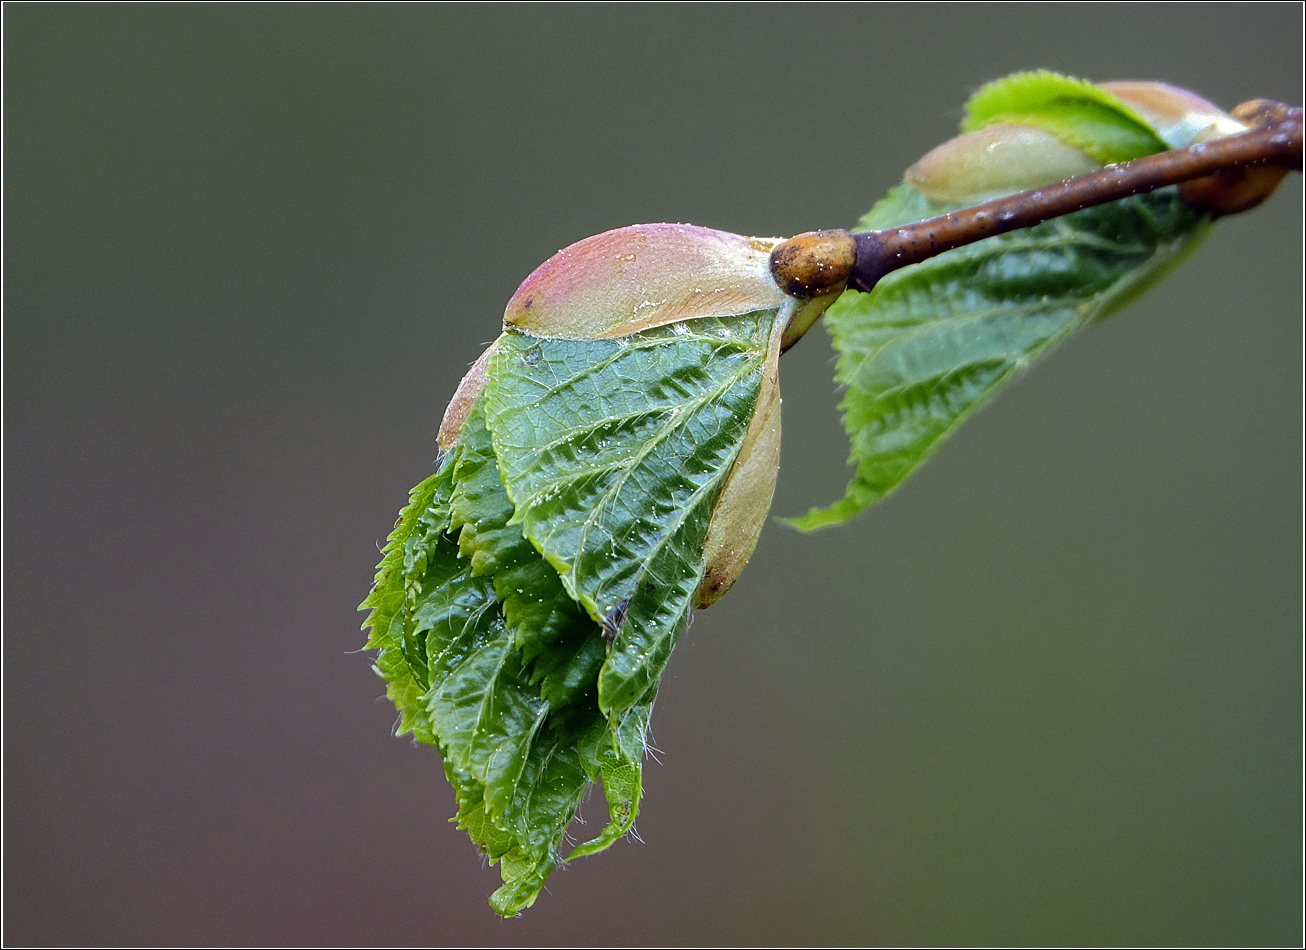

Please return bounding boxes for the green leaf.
[377,473,589,914]
[358,442,594,912]
[364,385,721,915]
[569,689,652,858]
[789,182,1210,531]
[961,69,1169,164]
[448,404,603,703]
[429,406,656,914]
[481,310,784,719]
[359,461,457,743]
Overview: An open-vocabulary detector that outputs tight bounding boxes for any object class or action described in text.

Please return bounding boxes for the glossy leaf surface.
[483,310,784,718]
[363,308,784,915]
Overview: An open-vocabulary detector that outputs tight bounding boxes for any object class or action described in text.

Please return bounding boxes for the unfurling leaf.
[789,72,1239,530]
[363,222,813,915]
[959,69,1169,163]
[484,309,785,717]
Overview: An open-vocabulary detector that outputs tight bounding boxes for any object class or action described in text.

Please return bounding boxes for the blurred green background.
[4,4,1301,945]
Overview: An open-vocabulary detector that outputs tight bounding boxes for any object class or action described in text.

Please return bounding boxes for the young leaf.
[359,463,457,744]
[449,404,598,689]
[363,209,809,916]
[961,69,1169,163]
[789,182,1210,531]
[481,308,788,719]
[363,308,789,915]
[360,410,635,915]
[789,74,1221,531]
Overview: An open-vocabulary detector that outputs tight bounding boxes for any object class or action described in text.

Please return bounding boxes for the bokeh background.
[5,5,1301,946]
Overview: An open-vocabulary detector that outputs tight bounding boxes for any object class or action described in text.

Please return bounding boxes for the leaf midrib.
[562,346,764,611]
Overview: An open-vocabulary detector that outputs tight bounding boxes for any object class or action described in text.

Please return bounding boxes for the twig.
[769,101,1301,311]
[846,103,1302,293]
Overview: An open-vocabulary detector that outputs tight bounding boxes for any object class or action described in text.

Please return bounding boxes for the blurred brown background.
[4,4,1301,945]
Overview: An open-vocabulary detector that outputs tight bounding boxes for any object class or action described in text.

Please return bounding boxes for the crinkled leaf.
[362,453,590,914]
[481,309,785,719]
[438,408,659,913]
[962,69,1168,163]
[569,688,652,858]
[359,462,457,743]
[363,391,704,915]
[429,636,550,828]
[446,402,595,684]
[789,182,1210,531]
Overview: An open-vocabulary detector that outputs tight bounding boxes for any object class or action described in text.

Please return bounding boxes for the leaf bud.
[904,123,1102,204]
[444,223,804,449]
[503,223,789,340]
[437,341,496,451]
[1082,82,1289,216]
[768,229,856,299]
[1096,81,1248,148]
[445,221,844,605]
[694,319,784,609]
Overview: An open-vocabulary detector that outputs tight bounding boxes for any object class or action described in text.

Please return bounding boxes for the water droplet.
[522,345,542,366]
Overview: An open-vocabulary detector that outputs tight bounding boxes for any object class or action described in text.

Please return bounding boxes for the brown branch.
[846,103,1302,294]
